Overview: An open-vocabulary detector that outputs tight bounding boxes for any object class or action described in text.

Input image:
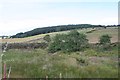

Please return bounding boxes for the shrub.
[99,34,111,51]
[48,30,88,53]
[99,34,111,45]
[43,34,51,42]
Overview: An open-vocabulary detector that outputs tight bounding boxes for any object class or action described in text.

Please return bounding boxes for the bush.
[43,34,51,42]
[99,34,111,45]
[99,34,111,51]
[48,30,88,53]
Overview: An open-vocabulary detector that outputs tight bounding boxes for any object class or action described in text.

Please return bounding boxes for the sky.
[0,0,119,36]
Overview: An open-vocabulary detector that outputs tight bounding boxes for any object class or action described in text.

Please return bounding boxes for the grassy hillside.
[2,27,118,43]
[11,24,109,38]
[1,27,118,78]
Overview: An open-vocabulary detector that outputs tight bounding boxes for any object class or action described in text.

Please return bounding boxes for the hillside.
[2,27,118,43]
[2,38,118,78]
[10,24,117,38]
[1,27,118,78]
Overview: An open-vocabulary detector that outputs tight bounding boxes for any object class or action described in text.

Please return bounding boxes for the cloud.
[0,16,117,35]
[0,1,118,35]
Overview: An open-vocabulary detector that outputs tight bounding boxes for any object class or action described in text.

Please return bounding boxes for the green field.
[1,27,119,78]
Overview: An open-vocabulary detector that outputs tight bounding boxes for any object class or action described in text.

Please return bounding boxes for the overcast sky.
[0,0,119,36]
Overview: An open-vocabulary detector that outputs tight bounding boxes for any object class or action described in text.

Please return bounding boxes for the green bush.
[99,34,111,51]
[43,34,51,42]
[48,30,88,53]
[99,34,111,45]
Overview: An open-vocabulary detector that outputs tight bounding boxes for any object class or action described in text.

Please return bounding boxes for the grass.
[1,27,118,78]
[2,46,118,78]
[86,27,118,43]
[2,28,90,43]
[2,27,118,43]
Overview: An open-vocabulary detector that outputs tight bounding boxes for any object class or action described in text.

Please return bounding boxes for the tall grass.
[2,46,118,78]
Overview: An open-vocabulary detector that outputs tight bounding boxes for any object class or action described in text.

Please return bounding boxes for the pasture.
[2,27,118,43]
[1,27,119,78]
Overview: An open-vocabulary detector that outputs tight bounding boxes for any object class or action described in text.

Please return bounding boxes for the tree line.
[11,24,118,38]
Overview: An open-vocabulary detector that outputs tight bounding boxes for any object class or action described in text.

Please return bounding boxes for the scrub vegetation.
[1,27,118,78]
